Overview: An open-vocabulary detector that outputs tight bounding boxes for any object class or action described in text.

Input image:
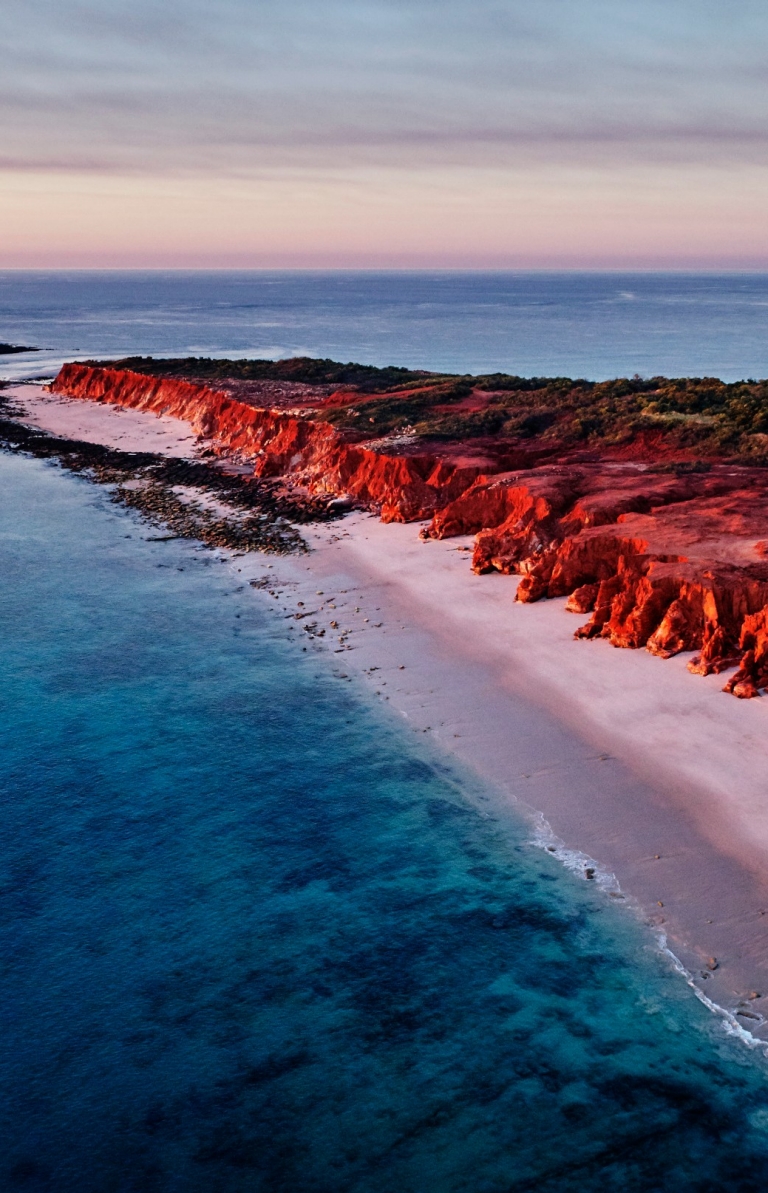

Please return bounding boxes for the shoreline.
[7,383,768,1035]
[260,516,768,1034]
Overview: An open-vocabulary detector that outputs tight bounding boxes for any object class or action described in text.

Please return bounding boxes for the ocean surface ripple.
[3,270,768,382]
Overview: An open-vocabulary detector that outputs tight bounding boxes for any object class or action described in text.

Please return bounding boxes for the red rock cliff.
[424,462,768,696]
[52,363,491,523]
[51,362,768,697]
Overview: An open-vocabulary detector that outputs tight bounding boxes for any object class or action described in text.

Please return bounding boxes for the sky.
[2,0,768,268]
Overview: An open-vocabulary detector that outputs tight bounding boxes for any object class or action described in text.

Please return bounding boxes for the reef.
[50,356,768,697]
[0,343,38,354]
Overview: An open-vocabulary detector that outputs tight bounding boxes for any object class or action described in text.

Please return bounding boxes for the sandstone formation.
[51,360,768,697]
[425,465,768,695]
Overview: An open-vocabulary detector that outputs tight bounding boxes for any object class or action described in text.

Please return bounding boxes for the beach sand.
[254,518,768,1034]
[9,383,768,1033]
[6,384,202,458]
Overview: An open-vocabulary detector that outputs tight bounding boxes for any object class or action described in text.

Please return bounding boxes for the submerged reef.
[50,357,768,696]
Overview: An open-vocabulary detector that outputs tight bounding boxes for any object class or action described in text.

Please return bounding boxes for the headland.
[47,355,768,699]
[5,357,768,1033]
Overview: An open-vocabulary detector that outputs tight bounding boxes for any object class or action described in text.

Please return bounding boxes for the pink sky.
[3,1,768,268]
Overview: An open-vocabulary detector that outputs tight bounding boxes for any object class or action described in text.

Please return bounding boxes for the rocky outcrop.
[424,468,581,564]
[424,460,768,695]
[425,466,742,566]
[722,607,768,698]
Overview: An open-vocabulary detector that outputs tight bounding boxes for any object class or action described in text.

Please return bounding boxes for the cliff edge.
[51,356,768,698]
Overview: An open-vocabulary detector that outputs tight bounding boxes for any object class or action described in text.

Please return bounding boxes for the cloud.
[3,0,768,174]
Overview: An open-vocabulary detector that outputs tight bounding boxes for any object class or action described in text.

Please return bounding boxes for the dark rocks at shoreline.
[112,481,304,555]
[0,343,38,355]
[0,394,343,555]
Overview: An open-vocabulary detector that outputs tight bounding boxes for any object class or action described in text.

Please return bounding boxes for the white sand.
[10,383,768,1023]
[6,384,202,458]
[294,516,768,861]
[242,522,768,1024]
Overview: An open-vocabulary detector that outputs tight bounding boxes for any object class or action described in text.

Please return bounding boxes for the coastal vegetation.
[100,355,768,462]
[106,353,436,393]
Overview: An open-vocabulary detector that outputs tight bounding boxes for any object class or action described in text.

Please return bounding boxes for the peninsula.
[50,356,768,699]
[6,356,768,1022]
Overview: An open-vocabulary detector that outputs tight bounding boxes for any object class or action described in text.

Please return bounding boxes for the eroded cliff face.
[51,361,768,697]
[51,364,490,523]
[424,465,768,697]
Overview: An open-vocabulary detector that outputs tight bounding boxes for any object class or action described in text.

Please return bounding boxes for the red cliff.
[51,361,768,697]
[51,363,489,523]
[424,465,768,696]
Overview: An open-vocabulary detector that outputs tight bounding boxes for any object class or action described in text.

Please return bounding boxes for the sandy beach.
[251,518,768,1035]
[8,382,768,1034]
[6,383,203,458]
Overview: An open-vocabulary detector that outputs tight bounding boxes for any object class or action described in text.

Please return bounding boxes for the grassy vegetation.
[91,357,768,461]
[322,372,768,460]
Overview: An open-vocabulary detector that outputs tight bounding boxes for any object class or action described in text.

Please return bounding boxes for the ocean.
[3,269,768,383]
[4,272,768,1190]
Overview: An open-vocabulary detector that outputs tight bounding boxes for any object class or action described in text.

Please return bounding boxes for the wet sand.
[9,383,768,1034]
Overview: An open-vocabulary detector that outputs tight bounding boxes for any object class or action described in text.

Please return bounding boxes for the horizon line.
[5,264,768,275]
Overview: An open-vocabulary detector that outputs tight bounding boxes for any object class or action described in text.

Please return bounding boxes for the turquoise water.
[3,270,768,383]
[4,453,768,1190]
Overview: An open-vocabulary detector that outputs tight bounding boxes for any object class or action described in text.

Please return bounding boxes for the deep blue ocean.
[5,273,768,1189]
[3,269,768,383]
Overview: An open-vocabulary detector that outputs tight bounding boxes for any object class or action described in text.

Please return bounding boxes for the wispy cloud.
[3,0,768,174]
[4,1,768,267]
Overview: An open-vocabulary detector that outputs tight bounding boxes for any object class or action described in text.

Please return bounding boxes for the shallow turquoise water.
[3,454,768,1191]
